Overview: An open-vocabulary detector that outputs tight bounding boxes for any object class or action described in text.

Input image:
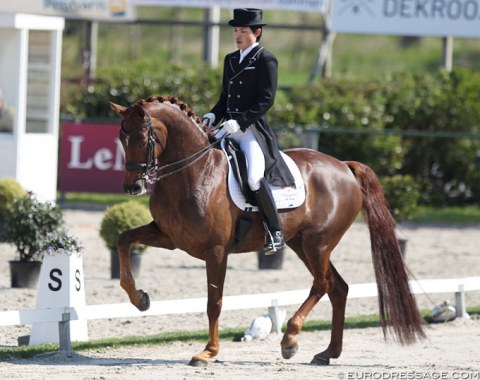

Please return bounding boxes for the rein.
[121,105,225,184]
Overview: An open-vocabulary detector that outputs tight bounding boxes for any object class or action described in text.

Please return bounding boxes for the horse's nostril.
[123,180,145,195]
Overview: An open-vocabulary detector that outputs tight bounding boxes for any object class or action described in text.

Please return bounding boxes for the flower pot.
[110,249,142,279]
[9,260,42,288]
[257,248,284,270]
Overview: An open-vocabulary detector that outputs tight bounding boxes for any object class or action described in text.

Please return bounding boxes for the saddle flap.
[225,139,256,205]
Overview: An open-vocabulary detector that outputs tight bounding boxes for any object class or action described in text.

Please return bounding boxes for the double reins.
[121,105,225,184]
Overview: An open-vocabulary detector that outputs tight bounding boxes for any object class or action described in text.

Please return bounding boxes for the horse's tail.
[346,161,426,345]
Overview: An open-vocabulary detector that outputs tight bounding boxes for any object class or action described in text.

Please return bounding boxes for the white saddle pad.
[221,140,306,211]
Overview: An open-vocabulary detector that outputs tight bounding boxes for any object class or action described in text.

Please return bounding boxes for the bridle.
[120,105,225,184]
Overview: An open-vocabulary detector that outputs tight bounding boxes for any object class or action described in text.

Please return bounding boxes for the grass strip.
[1,307,478,361]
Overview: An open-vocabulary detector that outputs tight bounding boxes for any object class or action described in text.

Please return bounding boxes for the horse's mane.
[136,95,215,141]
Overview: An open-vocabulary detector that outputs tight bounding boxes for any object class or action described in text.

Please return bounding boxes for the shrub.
[0,178,27,218]
[62,60,221,120]
[4,195,65,261]
[99,200,151,252]
[381,175,420,222]
[383,69,480,205]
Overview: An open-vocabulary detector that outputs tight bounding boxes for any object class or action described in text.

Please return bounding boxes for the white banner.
[0,0,136,21]
[134,0,327,13]
[332,0,480,38]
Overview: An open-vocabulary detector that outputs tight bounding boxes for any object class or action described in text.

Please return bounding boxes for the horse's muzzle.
[124,179,147,196]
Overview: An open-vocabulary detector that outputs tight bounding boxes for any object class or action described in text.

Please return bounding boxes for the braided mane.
[136,95,215,140]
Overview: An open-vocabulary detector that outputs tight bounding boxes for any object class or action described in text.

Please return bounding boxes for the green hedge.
[62,60,221,120]
[381,175,420,222]
[61,64,480,206]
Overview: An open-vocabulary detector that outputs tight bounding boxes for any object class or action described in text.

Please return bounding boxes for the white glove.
[202,112,215,128]
[221,119,241,134]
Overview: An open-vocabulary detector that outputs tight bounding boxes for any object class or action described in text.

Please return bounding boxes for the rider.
[203,8,295,253]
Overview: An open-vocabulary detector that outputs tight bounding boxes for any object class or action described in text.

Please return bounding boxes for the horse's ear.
[110,102,127,118]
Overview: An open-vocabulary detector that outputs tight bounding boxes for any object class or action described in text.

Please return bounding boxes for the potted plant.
[0,177,27,242]
[99,200,151,279]
[34,229,83,260]
[4,194,65,288]
[381,174,421,256]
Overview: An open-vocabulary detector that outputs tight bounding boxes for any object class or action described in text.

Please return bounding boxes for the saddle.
[221,139,305,212]
[222,138,305,252]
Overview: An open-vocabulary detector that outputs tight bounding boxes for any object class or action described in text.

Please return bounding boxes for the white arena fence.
[0,276,479,356]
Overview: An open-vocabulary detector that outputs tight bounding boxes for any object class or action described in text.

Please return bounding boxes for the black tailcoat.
[210,45,295,187]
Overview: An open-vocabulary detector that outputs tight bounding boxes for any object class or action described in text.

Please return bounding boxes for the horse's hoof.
[281,344,298,359]
[310,355,330,366]
[138,292,150,311]
[188,358,208,367]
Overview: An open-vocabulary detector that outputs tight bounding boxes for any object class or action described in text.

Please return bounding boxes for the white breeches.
[217,127,265,191]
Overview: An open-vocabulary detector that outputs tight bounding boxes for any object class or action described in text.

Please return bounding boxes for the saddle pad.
[221,140,306,211]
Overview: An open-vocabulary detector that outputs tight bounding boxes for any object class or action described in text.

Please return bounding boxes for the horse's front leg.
[117,221,175,311]
[189,246,228,367]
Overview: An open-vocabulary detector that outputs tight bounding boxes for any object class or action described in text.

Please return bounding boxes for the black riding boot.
[254,178,284,254]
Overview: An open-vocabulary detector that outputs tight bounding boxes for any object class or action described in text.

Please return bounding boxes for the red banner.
[59,121,125,193]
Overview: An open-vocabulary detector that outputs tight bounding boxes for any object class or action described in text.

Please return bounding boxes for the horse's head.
[111,96,217,195]
[111,101,167,195]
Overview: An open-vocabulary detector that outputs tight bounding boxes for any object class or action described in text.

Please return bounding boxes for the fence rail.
[1,276,479,356]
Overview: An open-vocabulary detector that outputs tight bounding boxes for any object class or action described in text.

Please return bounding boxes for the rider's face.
[233,27,259,51]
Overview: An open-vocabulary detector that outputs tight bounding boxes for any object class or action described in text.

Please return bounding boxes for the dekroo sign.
[332,0,480,38]
[384,0,480,20]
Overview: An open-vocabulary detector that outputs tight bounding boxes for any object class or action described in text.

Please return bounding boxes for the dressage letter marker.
[29,251,88,345]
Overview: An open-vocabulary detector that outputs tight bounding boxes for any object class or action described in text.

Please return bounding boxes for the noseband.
[120,105,224,184]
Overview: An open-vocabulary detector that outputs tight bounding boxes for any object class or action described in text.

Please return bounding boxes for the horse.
[110,95,425,367]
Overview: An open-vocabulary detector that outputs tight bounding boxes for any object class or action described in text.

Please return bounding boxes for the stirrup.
[264,230,284,255]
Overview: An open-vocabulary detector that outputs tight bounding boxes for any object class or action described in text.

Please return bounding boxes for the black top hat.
[228,8,266,27]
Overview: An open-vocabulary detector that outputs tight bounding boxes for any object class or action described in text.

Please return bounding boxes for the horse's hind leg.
[281,282,327,360]
[311,262,348,365]
[118,221,175,311]
[281,237,330,360]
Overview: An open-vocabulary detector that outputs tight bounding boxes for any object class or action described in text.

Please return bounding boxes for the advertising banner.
[0,0,136,21]
[134,0,327,13]
[59,122,125,193]
[332,0,480,38]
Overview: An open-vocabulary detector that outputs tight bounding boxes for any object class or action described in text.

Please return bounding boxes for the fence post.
[58,310,73,357]
[268,299,282,334]
[455,284,470,319]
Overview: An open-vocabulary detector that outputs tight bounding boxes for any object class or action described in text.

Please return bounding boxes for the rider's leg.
[254,179,284,252]
[239,131,284,253]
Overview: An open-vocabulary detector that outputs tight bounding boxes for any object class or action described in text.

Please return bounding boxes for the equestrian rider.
[203,8,295,253]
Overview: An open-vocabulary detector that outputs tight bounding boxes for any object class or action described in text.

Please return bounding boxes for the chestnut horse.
[110,96,425,367]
